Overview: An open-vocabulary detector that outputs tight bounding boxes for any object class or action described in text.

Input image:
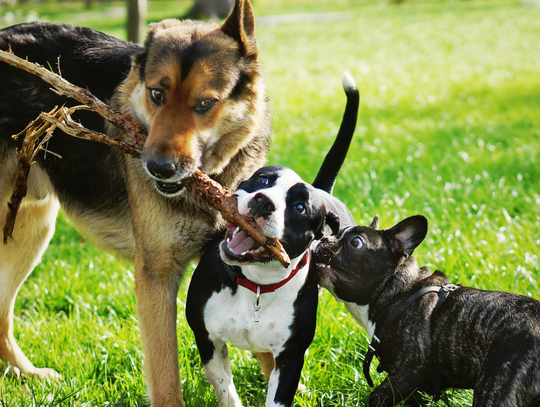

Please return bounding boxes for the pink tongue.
[228,230,257,255]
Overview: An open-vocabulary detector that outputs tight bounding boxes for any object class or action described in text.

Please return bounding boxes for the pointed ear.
[369,215,380,230]
[386,215,428,256]
[221,0,258,57]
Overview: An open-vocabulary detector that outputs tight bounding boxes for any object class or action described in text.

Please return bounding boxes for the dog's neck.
[239,252,309,286]
[372,256,431,312]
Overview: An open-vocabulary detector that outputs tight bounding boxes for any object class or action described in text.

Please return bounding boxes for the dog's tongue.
[228,229,257,255]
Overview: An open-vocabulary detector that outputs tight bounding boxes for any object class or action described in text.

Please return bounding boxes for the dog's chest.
[203,286,298,354]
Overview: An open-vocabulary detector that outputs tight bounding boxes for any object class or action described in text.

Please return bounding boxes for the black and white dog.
[186,73,358,407]
[314,215,540,406]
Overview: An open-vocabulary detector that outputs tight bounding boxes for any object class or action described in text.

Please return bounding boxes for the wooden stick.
[41,106,141,158]
[3,107,59,243]
[0,48,145,148]
[182,171,291,268]
[0,50,291,267]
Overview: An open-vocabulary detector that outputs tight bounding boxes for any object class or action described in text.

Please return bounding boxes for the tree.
[184,0,234,20]
[127,0,147,44]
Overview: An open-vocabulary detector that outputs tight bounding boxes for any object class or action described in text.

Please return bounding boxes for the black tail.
[312,71,360,194]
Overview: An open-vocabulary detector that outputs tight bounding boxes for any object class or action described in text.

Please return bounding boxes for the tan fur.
[0,160,60,379]
[0,1,270,405]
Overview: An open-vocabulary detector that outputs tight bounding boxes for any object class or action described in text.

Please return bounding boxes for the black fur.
[315,215,540,406]
[0,22,139,214]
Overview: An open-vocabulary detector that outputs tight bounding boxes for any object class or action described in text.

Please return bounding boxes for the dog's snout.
[313,236,339,262]
[250,193,275,218]
[145,154,178,180]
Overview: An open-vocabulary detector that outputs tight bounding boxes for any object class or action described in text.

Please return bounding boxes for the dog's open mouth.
[220,223,275,265]
[155,181,184,195]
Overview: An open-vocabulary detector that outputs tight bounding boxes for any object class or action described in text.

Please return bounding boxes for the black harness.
[363,283,460,398]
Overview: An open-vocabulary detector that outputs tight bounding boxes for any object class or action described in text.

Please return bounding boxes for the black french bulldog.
[314,215,540,407]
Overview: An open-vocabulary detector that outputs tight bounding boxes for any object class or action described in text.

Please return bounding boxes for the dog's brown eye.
[196,99,216,113]
[351,237,363,249]
[149,89,164,104]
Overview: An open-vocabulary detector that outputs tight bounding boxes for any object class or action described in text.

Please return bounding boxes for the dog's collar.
[235,251,309,294]
[363,283,460,391]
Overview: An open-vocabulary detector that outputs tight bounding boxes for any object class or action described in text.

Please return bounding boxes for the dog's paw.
[30,367,63,381]
[6,365,63,381]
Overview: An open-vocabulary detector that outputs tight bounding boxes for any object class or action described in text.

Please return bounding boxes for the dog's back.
[0,23,140,255]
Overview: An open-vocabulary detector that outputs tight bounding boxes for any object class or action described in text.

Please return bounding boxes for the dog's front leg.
[135,254,184,407]
[203,341,242,407]
[266,350,307,407]
[368,375,421,407]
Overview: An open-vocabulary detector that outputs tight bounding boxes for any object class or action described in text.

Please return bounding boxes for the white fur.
[235,168,303,239]
[344,303,376,339]
[202,254,309,406]
[341,70,357,92]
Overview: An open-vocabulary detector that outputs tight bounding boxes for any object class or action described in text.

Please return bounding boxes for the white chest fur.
[203,259,309,355]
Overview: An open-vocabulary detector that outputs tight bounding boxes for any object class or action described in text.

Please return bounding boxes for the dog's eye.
[195,99,216,113]
[295,203,306,214]
[351,237,364,249]
[259,176,269,185]
[149,89,164,104]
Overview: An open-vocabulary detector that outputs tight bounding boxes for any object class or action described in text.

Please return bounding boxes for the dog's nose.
[250,193,275,218]
[145,155,177,180]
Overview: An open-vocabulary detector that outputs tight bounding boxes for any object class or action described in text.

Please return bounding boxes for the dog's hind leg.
[253,351,275,380]
[0,191,60,379]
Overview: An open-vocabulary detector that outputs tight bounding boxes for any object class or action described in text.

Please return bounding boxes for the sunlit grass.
[0,0,539,405]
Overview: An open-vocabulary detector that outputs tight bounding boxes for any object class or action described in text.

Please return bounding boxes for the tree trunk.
[183,0,234,20]
[127,0,147,44]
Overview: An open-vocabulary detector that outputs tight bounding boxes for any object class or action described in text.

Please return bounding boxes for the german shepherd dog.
[0,0,269,405]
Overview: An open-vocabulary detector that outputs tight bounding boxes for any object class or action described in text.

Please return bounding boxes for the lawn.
[0,0,539,405]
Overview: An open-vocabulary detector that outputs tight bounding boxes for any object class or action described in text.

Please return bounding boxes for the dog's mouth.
[155,180,184,195]
[220,223,275,265]
[316,262,338,285]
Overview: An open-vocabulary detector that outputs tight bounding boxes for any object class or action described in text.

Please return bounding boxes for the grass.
[1,0,539,405]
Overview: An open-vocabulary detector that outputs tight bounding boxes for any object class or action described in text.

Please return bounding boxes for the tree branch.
[0,50,291,267]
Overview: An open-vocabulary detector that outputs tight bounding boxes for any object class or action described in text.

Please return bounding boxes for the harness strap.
[236,251,309,294]
[362,284,459,388]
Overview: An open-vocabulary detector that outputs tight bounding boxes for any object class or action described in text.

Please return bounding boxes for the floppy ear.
[221,0,258,57]
[314,206,328,240]
[386,215,428,256]
[325,211,341,236]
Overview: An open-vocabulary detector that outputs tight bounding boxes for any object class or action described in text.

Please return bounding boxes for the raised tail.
[312,71,359,194]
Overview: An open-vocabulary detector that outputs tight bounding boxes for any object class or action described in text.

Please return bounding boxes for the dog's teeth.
[233,227,240,237]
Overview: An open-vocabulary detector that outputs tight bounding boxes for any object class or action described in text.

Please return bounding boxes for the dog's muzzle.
[142,153,186,196]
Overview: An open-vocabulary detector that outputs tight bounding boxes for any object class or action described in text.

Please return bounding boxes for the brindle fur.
[0,0,269,405]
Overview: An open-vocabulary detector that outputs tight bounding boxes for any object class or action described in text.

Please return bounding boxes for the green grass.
[1,0,540,405]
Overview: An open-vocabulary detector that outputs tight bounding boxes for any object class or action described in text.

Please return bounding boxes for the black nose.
[249,193,275,218]
[145,155,177,180]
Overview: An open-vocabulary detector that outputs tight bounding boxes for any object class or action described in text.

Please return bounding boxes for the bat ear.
[386,215,428,256]
[221,0,258,57]
[369,215,380,230]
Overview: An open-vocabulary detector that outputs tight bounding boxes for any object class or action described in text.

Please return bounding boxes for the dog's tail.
[312,71,359,194]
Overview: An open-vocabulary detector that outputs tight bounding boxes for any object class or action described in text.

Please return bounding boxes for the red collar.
[236,251,309,294]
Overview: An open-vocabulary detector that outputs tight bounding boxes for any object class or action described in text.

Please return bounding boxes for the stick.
[0,48,145,148]
[182,171,291,268]
[3,107,60,243]
[0,50,291,267]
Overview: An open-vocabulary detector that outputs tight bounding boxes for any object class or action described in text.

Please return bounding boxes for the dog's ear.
[369,215,380,230]
[221,0,258,57]
[386,215,428,257]
[325,211,341,236]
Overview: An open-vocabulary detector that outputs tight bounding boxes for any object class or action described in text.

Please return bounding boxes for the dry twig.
[0,50,291,266]
[182,171,291,267]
